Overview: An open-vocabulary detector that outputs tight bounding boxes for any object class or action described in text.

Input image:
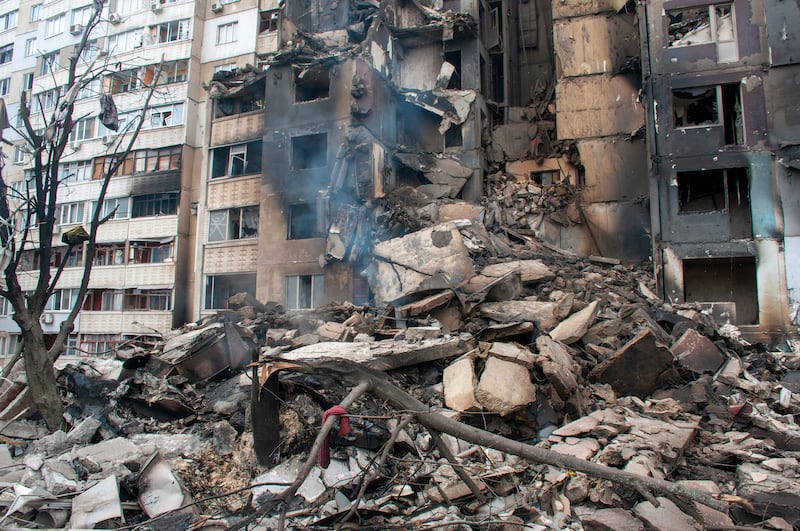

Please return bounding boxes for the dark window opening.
[530,171,557,185]
[677,169,726,212]
[444,123,463,148]
[490,53,504,103]
[351,270,371,306]
[94,243,126,266]
[287,203,322,240]
[291,133,327,170]
[214,83,265,118]
[444,50,462,90]
[294,68,330,103]
[205,273,256,310]
[677,167,752,236]
[721,83,743,145]
[674,87,718,127]
[683,256,758,325]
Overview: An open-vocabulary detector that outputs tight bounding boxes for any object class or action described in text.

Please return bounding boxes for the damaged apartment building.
[199,0,654,319]
[198,0,799,339]
[640,0,800,339]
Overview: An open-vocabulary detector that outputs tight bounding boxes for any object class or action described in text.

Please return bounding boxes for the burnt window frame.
[290,133,327,170]
[672,82,744,144]
[666,3,736,48]
[287,203,322,240]
[204,273,257,310]
[294,67,330,103]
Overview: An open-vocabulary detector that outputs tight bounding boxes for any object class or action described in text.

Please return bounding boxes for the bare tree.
[0,1,162,430]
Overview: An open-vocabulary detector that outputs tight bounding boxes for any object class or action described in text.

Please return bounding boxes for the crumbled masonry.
[0,197,797,529]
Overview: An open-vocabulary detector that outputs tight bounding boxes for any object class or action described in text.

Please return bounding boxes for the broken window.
[208,206,259,241]
[667,4,737,61]
[285,274,324,310]
[259,10,278,33]
[130,240,173,264]
[131,192,178,217]
[287,203,322,240]
[443,50,462,90]
[94,243,126,266]
[210,140,262,178]
[124,289,172,311]
[444,123,463,148]
[94,146,181,179]
[683,256,758,324]
[107,69,140,94]
[676,167,752,236]
[291,133,327,170]
[80,334,122,355]
[294,67,330,103]
[673,83,743,144]
[214,91,265,117]
[204,273,256,309]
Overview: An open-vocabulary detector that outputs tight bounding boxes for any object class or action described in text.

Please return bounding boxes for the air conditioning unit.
[109,13,122,24]
[69,141,82,150]
[102,135,115,145]
[69,24,83,35]
[211,2,223,13]
[150,2,162,12]
[41,313,54,325]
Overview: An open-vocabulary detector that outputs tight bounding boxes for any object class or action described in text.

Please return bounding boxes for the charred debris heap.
[0,191,798,530]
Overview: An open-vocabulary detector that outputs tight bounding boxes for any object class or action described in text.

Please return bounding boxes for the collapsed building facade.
[200,0,657,320]
[201,0,799,339]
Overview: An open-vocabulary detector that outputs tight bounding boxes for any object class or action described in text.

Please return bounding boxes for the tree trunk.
[19,320,63,431]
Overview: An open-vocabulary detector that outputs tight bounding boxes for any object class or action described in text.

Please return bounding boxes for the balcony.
[210,111,264,147]
[79,311,172,335]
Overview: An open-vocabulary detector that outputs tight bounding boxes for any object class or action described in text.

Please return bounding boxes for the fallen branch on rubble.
[256,357,748,520]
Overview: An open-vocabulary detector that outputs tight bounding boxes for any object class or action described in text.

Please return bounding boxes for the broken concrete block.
[488,342,537,367]
[281,335,472,372]
[579,507,645,531]
[75,438,144,471]
[737,463,800,524]
[67,417,102,445]
[366,223,475,303]
[536,336,579,399]
[396,290,454,318]
[677,480,735,529]
[35,430,70,456]
[42,459,80,495]
[551,437,600,460]
[549,301,599,344]
[633,496,700,531]
[589,329,674,398]
[480,300,560,331]
[475,357,536,416]
[479,260,555,283]
[552,413,602,437]
[443,355,478,411]
[670,329,726,374]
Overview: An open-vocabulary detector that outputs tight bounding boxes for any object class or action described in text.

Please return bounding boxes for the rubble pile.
[0,199,798,530]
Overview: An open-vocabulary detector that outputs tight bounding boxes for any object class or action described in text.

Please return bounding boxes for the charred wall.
[551,1,651,262]
[642,0,798,335]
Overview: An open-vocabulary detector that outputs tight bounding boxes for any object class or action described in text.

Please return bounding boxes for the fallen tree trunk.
[265,357,741,514]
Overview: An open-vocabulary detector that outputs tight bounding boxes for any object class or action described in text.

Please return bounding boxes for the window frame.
[208,205,259,242]
[216,21,238,44]
[285,274,324,310]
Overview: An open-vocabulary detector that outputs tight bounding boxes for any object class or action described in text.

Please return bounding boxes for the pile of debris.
[0,199,798,529]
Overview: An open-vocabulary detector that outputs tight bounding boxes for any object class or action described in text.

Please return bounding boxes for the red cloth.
[318,405,351,468]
